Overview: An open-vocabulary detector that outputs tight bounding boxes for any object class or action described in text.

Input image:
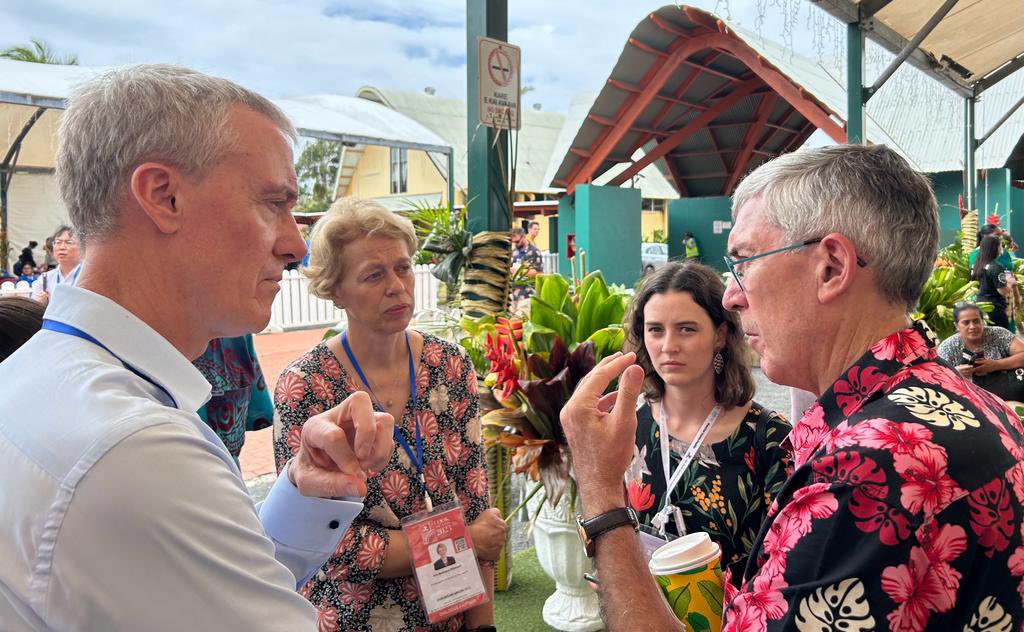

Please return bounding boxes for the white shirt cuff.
[257,463,364,586]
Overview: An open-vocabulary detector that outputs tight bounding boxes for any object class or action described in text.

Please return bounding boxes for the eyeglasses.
[53,239,77,247]
[723,237,867,292]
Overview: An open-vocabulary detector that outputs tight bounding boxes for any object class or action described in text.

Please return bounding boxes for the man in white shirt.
[29,225,82,303]
[0,64,395,630]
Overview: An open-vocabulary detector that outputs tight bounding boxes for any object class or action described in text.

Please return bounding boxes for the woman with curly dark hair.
[622,260,791,576]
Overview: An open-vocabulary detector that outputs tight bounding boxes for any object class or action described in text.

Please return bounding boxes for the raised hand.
[560,352,646,517]
[289,391,395,498]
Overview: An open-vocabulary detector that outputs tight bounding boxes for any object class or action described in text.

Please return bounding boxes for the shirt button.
[328,520,340,529]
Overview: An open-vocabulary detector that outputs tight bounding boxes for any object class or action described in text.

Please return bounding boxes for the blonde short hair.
[304,197,418,300]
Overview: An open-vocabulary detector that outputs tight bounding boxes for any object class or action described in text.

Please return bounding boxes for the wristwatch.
[576,507,639,557]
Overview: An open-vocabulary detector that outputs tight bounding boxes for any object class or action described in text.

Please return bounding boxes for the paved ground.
[240,327,328,480]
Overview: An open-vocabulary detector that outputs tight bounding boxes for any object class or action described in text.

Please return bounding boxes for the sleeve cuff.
[258,463,364,554]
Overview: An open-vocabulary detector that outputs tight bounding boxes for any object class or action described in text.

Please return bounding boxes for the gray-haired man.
[562,144,1024,630]
[0,65,394,629]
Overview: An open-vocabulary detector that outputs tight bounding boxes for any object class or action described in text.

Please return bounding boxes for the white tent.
[0,59,452,271]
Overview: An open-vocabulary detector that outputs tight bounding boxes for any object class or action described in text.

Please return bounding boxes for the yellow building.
[343,87,679,251]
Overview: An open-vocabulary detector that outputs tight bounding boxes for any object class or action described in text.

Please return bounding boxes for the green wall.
[556,185,642,286]
[929,168,1021,247]
[667,196,734,272]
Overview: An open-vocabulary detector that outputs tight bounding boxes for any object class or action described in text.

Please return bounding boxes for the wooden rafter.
[607,77,761,187]
[723,93,777,196]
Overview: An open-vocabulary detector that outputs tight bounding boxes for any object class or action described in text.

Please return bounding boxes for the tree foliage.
[1,38,78,65]
[294,139,342,214]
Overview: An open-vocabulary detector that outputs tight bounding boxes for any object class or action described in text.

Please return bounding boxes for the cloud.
[0,0,849,113]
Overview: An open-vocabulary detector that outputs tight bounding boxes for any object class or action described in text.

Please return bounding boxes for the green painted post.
[846,22,865,144]
[466,0,509,233]
[964,96,977,211]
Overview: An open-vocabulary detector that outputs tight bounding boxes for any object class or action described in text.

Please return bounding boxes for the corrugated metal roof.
[356,86,679,199]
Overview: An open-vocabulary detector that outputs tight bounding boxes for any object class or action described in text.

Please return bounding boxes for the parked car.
[641,242,668,274]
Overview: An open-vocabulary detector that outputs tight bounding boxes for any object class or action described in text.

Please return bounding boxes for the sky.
[0,0,848,114]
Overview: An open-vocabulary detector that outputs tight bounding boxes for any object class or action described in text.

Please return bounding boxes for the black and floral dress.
[273,333,488,631]
[628,399,791,575]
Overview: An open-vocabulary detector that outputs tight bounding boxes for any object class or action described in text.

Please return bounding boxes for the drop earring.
[713,351,725,374]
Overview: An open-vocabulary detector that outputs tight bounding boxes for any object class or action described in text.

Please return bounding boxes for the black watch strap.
[577,507,638,556]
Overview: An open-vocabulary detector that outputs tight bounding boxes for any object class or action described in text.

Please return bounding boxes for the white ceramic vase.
[532,493,604,631]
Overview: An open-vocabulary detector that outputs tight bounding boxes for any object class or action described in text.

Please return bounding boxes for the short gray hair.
[56,64,296,240]
[732,144,938,310]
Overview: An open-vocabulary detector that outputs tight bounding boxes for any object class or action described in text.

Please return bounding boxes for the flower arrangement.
[460,271,628,512]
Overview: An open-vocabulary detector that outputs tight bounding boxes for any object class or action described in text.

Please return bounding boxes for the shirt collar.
[45,284,212,413]
[782,320,938,455]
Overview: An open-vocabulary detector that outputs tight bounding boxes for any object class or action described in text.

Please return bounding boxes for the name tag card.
[401,501,489,623]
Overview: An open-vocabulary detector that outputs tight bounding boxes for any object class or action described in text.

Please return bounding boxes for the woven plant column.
[460,231,512,319]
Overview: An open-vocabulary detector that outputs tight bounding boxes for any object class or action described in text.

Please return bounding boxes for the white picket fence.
[0,280,32,298]
[267,265,441,331]
[541,252,559,274]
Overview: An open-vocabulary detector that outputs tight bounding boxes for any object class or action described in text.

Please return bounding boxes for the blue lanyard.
[41,319,178,409]
[341,331,422,476]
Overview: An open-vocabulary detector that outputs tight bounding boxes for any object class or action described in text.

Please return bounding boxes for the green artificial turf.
[493,547,559,631]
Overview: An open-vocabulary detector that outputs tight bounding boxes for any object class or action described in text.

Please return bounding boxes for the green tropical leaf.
[666,585,691,618]
[529,296,574,343]
[686,611,711,632]
[697,579,724,615]
[586,327,625,361]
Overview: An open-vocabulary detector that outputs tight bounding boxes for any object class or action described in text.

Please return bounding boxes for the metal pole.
[964,96,977,212]
[466,0,510,233]
[977,93,1024,148]
[865,0,960,101]
[447,149,455,218]
[846,21,866,144]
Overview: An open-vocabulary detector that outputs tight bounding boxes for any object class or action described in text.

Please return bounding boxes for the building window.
[390,147,408,194]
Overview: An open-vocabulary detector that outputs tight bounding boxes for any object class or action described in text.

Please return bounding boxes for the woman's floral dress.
[273,333,488,631]
[630,399,791,576]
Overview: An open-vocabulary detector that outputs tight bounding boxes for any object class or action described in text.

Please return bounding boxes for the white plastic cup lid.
[648,532,721,575]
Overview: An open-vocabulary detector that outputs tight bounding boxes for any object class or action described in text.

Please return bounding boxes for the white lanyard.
[652,402,722,536]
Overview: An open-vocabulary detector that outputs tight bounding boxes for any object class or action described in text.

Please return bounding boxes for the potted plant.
[461,271,627,631]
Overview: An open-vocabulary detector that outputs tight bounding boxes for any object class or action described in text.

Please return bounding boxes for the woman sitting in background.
[973,234,1016,329]
[622,261,790,577]
[939,302,1024,396]
[273,198,505,631]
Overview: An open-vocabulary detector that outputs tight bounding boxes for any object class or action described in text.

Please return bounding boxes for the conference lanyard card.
[400,501,489,623]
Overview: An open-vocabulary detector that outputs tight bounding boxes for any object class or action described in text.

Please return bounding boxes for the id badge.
[400,501,490,624]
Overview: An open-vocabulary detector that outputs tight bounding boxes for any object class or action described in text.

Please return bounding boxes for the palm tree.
[1,38,78,65]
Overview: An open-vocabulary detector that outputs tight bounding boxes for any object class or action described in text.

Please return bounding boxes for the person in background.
[510,226,543,308]
[560,144,1024,631]
[972,234,1015,329]
[0,64,396,629]
[622,261,790,575]
[968,223,1012,269]
[43,236,58,269]
[527,219,541,244]
[17,261,38,285]
[939,301,1024,387]
[0,296,44,362]
[273,197,505,631]
[683,231,700,261]
[194,334,274,463]
[31,225,83,304]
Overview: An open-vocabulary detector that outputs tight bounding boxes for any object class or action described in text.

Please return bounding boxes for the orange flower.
[627,481,654,512]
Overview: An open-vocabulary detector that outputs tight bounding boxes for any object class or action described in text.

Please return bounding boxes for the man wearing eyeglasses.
[30,225,83,304]
[560,144,1024,631]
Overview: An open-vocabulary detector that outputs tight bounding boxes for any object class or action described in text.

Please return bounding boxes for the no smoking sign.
[477,37,521,130]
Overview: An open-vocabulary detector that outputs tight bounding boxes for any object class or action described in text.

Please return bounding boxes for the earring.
[713,351,725,374]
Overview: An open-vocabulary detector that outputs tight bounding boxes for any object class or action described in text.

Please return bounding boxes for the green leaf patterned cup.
[648,532,724,632]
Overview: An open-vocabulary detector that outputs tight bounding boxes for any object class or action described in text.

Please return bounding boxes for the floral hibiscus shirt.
[722,322,1024,631]
[272,334,488,631]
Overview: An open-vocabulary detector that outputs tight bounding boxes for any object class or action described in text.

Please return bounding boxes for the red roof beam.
[705,127,730,172]
[608,77,762,187]
[607,77,708,111]
[723,45,845,143]
[723,93,778,196]
[663,157,689,197]
[565,33,722,191]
